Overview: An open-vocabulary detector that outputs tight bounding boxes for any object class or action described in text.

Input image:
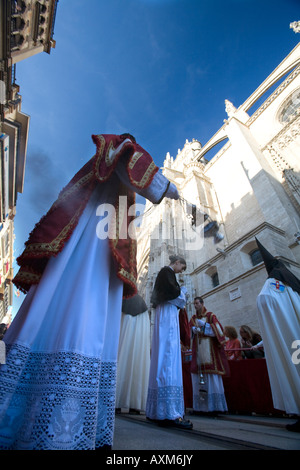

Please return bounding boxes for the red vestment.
[13,134,159,298]
[189,308,229,376]
[179,308,193,408]
[179,308,190,348]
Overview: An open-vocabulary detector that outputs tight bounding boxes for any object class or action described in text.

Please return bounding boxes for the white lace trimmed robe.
[146,287,187,421]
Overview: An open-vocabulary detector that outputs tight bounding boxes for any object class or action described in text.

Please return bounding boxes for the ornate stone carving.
[263,115,300,213]
[263,114,300,153]
[247,65,300,125]
[225,99,237,117]
[290,21,300,34]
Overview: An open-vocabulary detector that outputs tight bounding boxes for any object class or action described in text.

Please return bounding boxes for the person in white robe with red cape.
[146,255,193,429]
[256,238,300,433]
[0,133,179,450]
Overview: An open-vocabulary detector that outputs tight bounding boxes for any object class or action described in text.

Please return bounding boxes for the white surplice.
[256,278,300,415]
[0,157,175,450]
[116,310,150,411]
[146,288,186,421]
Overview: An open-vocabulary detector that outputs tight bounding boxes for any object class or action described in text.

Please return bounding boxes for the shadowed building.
[0,0,58,323]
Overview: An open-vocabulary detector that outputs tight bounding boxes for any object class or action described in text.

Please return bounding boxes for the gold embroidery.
[15,135,145,295]
[105,141,116,167]
[94,135,107,181]
[128,151,143,169]
[51,171,94,209]
[14,270,41,284]
[119,267,137,286]
[130,161,157,188]
[21,207,85,256]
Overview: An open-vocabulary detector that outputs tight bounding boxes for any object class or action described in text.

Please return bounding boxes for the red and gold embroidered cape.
[190,309,229,376]
[13,134,159,298]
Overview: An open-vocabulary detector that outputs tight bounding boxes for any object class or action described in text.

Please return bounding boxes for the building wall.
[137,42,300,338]
[0,0,58,324]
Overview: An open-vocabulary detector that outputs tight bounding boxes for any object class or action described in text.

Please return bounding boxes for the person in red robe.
[189,297,228,414]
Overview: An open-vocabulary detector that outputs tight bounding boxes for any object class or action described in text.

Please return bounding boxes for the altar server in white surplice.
[0,134,179,450]
[256,238,300,433]
[116,294,150,412]
[146,255,193,429]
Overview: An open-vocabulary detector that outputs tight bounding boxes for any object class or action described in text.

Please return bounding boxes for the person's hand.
[192,326,201,334]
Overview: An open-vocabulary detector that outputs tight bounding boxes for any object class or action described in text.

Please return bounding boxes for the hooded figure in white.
[255,238,300,433]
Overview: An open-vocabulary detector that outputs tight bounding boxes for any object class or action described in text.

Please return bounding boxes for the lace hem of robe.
[0,343,117,450]
[146,386,184,421]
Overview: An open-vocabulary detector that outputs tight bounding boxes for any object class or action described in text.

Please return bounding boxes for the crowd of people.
[115,250,299,437]
[224,324,264,361]
[115,245,300,435]
[0,134,299,449]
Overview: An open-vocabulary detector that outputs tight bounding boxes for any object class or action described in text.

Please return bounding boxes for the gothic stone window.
[205,265,219,289]
[279,88,300,124]
[211,271,219,288]
[249,248,263,267]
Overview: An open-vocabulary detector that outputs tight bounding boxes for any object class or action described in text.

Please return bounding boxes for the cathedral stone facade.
[136,41,300,335]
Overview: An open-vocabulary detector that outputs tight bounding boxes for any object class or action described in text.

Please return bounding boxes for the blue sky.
[11,0,299,314]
